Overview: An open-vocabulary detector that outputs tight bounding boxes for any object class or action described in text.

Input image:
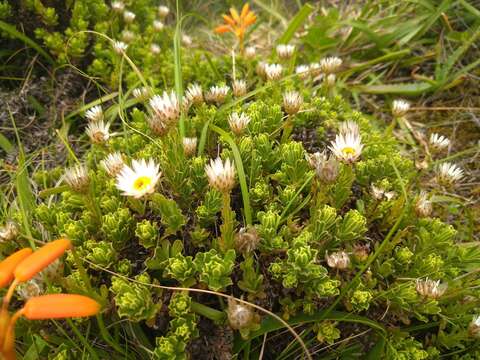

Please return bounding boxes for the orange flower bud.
[14,239,71,282]
[244,12,256,26]
[222,14,235,26]
[23,294,100,320]
[241,3,250,18]
[0,249,33,288]
[229,7,240,22]
[215,25,231,34]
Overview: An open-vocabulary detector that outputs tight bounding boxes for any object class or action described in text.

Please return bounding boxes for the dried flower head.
[415,191,432,217]
[181,34,192,47]
[469,316,480,338]
[392,99,410,117]
[371,185,396,201]
[234,227,260,254]
[228,112,251,135]
[416,278,447,299]
[158,5,170,18]
[276,44,295,59]
[85,120,110,144]
[121,30,135,43]
[153,20,164,31]
[283,91,303,115]
[205,85,230,105]
[85,105,103,122]
[319,56,342,74]
[205,157,236,193]
[113,40,128,54]
[264,63,283,81]
[326,251,350,269]
[295,64,310,80]
[256,61,267,78]
[436,162,464,186]
[123,10,135,23]
[100,152,125,177]
[116,159,161,198]
[64,165,90,193]
[307,151,339,183]
[227,298,257,330]
[232,79,247,97]
[244,46,256,59]
[214,4,256,46]
[132,87,150,101]
[353,244,370,262]
[148,91,181,135]
[182,137,198,157]
[0,222,19,242]
[329,130,364,163]
[111,1,124,13]
[309,62,321,76]
[185,83,203,106]
[17,279,43,300]
[429,133,450,151]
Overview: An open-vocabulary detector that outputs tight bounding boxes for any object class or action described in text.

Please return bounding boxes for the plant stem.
[281,115,293,143]
[191,301,225,323]
[220,192,235,252]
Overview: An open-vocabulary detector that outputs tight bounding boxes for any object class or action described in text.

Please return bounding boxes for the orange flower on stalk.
[214,4,256,52]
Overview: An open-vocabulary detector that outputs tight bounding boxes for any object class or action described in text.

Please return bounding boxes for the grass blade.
[276,3,314,45]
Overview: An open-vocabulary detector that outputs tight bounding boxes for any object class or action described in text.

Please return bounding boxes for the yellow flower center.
[133,176,152,191]
[342,147,356,156]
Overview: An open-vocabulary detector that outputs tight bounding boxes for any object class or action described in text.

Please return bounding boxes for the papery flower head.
[184,83,203,106]
[85,105,103,122]
[182,137,198,157]
[338,121,360,136]
[158,5,170,18]
[283,91,303,115]
[429,133,450,151]
[111,1,124,13]
[469,316,480,338]
[415,191,432,217]
[22,294,100,319]
[307,151,339,183]
[227,298,257,330]
[256,61,267,78]
[276,44,295,60]
[64,165,90,193]
[148,91,181,135]
[436,162,464,185]
[326,251,350,269]
[153,20,164,31]
[113,40,128,54]
[234,227,260,254]
[181,34,192,47]
[232,79,247,97]
[123,10,135,23]
[205,85,230,105]
[121,30,135,43]
[205,157,236,193]
[150,43,161,55]
[116,159,161,198]
[100,152,125,177]
[228,112,251,135]
[0,221,19,242]
[392,99,410,117]
[214,4,256,44]
[370,184,395,201]
[86,120,110,144]
[17,278,43,300]
[329,131,364,163]
[295,64,310,79]
[319,56,342,74]
[416,278,447,299]
[264,63,283,81]
[244,46,256,59]
[132,87,150,101]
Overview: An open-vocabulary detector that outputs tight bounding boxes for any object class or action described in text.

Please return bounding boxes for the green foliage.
[194,249,236,291]
[150,194,186,235]
[135,219,158,249]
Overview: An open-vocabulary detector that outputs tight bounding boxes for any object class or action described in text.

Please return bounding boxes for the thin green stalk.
[66,319,100,360]
[191,301,225,323]
[220,192,235,252]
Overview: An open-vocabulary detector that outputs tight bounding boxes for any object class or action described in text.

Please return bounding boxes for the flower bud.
[0,248,33,287]
[227,298,255,330]
[234,227,260,254]
[22,294,100,319]
[325,251,350,270]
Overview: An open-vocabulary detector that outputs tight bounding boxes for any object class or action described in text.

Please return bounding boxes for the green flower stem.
[220,192,235,253]
[191,301,225,323]
[128,197,145,215]
[281,115,293,143]
[84,189,102,225]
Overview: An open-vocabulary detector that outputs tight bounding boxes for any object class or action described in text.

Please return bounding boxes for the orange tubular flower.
[22,294,100,320]
[14,239,72,282]
[0,249,33,288]
[214,3,256,51]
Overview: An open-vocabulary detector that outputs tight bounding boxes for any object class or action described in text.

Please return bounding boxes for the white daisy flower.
[319,56,342,74]
[264,63,283,81]
[64,164,90,193]
[158,5,170,18]
[436,162,464,185]
[392,99,410,117]
[329,131,364,163]
[185,83,203,105]
[100,152,125,177]
[276,44,295,60]
[309,62,321,76]
[85,105,103,122]
[150,43,161,55]
[416,278,447,299]
[232,79,247,97]
[205,85,230,105]
[429,133,450,151]
[244,46,256,59]
[148,91,180,135]
[132,87,150,101]
[153,20,164,31]
[113,41,128,54]
[326,251,350,269]
[182,137,197,157]
[295,64,310,79]
[338,121,360,136]
[116,159,161,198]
[205,157,236,193]
[111,1,125,13]
[228,112,251,135]
[86,120,110,144]
[283,91,303,115]
[415,191,432,217]
[123,10,136,23]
